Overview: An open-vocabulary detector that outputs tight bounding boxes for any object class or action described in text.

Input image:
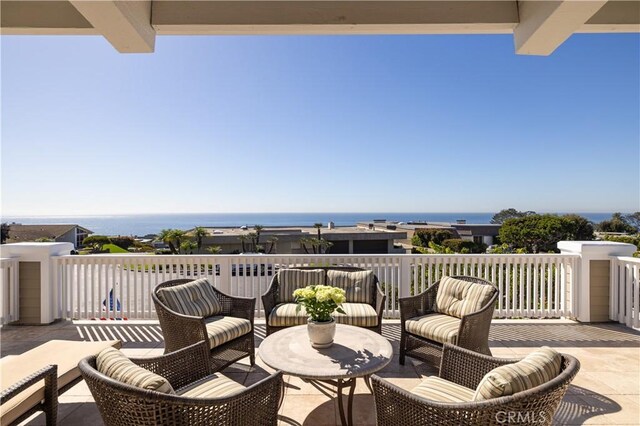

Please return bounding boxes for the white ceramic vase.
[307,318,336,349]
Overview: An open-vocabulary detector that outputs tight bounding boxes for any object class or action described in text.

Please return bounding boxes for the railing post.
[558,241,636,323]
[0,243,73,324]
[399,256,412,298]
[217,256,233,295]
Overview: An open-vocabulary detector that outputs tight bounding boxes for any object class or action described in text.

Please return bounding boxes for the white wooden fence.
[54,254,578,320]
[0,258,20,325]
[610,256,640,328]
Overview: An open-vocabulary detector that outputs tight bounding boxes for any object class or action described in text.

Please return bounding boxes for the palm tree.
[254,225,264,246]
[238,234,249,253]
[170,229,187,251]
[158,229,177,254]
[313,223,323,240]
[206,246,222,254]
[300,237,312,254]
[180,240,197,254]
[193,226,208,253]
[266,236,278,254]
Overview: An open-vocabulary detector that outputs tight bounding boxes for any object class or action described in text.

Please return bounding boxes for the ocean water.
[1,212,615,237]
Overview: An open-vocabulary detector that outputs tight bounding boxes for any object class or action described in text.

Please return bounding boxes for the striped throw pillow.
[435,276,494,318]
[277,269,325,303]
[157,278,222,317]
[97,347,174,394]
[473,347,562,400]
[326,270,375,304]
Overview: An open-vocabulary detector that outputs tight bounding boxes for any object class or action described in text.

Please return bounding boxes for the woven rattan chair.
[79,342,283,426]
[372,344,580,426]
[153,279,255,371]
[400,275,499,367]
[262,266,386,335]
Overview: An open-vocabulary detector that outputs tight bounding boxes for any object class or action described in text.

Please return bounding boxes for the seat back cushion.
[97,347,175,394]
[435,276,495,318]
[277,269,325,303]
[473,347,562,400]
[326,270,375,304]
[157,278,222,317]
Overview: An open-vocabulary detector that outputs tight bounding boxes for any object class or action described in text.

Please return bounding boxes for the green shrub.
[603,235,640,249]
[110,236,135,250]
[412,229,454,247]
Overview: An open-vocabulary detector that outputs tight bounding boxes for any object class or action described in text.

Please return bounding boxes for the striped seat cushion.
[268,303,378,328]
[277,269,325,303]
[205,316,252,349]
[268,303,308,327]
[96,347,174,394]
[334,303,378,327]
[474,347,562,400]
[404,313,460,345]
[435,276,495,318]
[157,278,222,317]
[327,270,375,304]
[178,373,245,399]
[411,376,475,403]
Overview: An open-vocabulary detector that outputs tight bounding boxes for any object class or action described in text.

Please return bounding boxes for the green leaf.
[336,307,346,315]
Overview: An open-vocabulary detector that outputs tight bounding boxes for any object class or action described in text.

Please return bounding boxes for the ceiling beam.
[152,1,518,35]
[515,0,608,56]
[0,1,96,35]
[69,0,155,53]
[579,0,640,33]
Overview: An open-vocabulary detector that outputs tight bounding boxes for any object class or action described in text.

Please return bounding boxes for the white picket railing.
[610,256,640,328]
[0,258,20,325]
[54,253,578,321]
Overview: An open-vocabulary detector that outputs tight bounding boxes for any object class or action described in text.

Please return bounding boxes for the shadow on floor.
[554,385,621,425]
[489,322,640,348]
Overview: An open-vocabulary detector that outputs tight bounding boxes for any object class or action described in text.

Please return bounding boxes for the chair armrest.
[133,341,211,390]
[439,344,517,389]
[372,374,483,425]
[213,288,256,322]
[175,371,284,424]
[457,291,498,353]
[375,284,386,319]
[399,285,437,322]
[155,303,209,353]
[262,279,278,320]
[1,364,58,405]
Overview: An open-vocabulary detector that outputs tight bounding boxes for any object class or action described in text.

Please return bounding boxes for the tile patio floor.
[1,319,639,425]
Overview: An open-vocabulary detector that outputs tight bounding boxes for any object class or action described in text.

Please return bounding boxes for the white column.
[558,241,636,322]
[0,243,73,324]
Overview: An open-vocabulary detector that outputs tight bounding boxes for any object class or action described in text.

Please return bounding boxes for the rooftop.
[3,319,639,426]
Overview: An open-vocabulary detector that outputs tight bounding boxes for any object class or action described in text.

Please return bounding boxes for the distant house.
[5,224,93,249]
[360,220,502,247]
[184,225,407,255]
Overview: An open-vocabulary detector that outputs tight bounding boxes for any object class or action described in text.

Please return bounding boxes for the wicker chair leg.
[399,334,406,365]
[44,368,58,426]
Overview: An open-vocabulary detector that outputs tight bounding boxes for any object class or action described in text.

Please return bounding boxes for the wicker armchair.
[372,344,580,426]
[153,279,255,371]
[400,275,498,367]
[262,266,386,335]
[79,342,283,426]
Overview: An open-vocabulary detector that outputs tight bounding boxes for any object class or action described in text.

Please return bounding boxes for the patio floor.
[2,319,639,425]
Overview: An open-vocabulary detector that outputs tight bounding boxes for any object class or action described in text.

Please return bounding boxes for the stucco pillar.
[558,241,636,322]
[1,243,73,324]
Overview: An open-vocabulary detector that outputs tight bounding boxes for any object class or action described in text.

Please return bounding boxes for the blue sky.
[1,33,638,215]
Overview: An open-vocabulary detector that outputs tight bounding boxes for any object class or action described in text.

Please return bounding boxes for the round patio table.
[258,324,393,426]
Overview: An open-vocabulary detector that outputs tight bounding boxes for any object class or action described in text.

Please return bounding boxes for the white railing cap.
[558,240,637,258]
